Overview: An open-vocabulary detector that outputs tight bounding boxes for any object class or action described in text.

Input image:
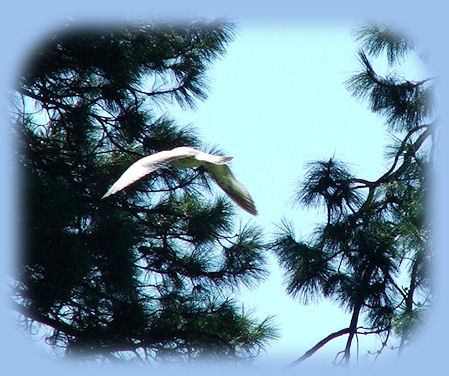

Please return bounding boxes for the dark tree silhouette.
[11,20,277,363]
[272,23,434,367]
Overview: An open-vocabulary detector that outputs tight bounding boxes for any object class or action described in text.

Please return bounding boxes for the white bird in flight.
[102,146,257,215]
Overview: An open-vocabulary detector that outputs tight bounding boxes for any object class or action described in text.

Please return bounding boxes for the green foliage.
[353,23,415,64]
[345,50,433,131]
[12,20,277,363]
[295,158,363,222]
[274,24,434,366]
[272,220,332,303]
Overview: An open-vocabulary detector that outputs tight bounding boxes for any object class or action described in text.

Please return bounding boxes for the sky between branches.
[167,22,429,364]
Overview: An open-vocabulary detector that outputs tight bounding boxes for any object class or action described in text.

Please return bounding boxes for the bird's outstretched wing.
[204,164,257,216]
[102,148,196,198]
[102,147,232,199]
[102,146,257,216]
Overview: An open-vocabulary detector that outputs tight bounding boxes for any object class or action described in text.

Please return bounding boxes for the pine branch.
[358,124,431,213]
[353,23,415,64]
[285,328,350,368]
[11,300,80,338]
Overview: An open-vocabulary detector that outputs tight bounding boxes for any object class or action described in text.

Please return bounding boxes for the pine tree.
[11,20,277,363]
[272,23,434,367]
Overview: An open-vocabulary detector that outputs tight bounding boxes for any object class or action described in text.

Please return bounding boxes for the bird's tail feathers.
[213,156,234,165]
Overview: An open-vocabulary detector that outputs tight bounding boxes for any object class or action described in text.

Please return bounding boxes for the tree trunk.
[342,261,376,365]
[342,301,363,365]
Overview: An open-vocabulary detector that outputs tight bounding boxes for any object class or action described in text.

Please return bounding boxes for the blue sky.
[167,22,428,364]
[1,2,448,376]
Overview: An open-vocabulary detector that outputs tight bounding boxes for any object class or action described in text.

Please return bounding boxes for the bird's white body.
[102,146,257,215]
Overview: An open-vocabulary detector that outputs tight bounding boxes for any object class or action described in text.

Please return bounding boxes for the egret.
[102,146,257,215]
